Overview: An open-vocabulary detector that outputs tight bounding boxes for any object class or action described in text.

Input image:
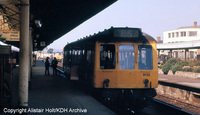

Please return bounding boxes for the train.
[63,27,158,111]
[54,53,63,62]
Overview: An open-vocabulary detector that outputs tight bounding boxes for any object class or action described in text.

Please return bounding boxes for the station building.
[157,21,200,61]
[163,22,200,43]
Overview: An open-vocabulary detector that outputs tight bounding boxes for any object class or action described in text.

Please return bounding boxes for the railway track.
[154,94,200,115]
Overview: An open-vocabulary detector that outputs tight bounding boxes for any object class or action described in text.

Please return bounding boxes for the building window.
[168,33,171,38]
[180,31,186,37]
[189,31,197,37]
[176,32,179,37]
[172,32,174,38]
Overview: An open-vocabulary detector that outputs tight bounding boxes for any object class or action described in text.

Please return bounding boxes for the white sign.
[0,31,20,41]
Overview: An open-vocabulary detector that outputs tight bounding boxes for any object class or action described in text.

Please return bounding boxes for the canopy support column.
[18,0,30,108]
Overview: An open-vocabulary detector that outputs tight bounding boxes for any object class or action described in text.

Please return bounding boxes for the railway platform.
[0,60,116,115]
[158,74,200,89]
[157,74,200,114]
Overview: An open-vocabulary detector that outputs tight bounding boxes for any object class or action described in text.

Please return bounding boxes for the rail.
[56,67,67,79]
[153,98,192,115]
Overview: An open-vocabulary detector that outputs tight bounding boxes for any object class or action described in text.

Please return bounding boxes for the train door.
[116,43,138,88]
[94,43,118,88]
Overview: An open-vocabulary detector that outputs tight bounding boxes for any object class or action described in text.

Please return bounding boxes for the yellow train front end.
[55,54,62,62]
[94,41,158,89]
[92,29,158,110]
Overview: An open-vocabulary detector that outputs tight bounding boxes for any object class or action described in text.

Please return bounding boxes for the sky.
[47,0,200,50]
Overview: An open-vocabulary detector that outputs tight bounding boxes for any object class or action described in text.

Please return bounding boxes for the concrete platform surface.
[1,60,116,115]
[159,74,200,89]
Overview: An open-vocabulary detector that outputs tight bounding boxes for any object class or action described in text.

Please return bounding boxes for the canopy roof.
[0,0,117,50]
[157,40,200,50]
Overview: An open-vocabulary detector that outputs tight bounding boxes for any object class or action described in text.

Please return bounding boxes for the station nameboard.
[0,31,20,41]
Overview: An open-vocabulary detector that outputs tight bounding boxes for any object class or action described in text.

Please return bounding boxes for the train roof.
[64,27,156,49]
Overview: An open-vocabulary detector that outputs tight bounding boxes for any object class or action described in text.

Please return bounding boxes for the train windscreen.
[119,44,135,69]
[100,44,115,69]
[138,45,153,70]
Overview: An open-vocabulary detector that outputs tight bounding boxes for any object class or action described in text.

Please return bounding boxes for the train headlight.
[143,79,149,88]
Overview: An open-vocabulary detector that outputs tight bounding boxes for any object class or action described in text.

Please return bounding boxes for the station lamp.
[35,20,42,28]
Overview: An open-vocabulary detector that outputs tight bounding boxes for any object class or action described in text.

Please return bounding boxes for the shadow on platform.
[1,60,115,115]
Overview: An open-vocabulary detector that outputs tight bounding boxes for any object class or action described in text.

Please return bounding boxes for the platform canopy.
[0,0,117,50]
[157,40,200,50]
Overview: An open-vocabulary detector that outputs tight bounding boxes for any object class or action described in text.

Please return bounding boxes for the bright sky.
[47,0,200,50]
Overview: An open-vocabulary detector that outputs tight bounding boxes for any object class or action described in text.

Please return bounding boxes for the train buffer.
[1,60,116,115]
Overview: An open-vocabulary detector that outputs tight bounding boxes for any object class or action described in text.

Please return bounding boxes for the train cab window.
[138,45,153,70]
[119,44,135,69]
[100,44,115,69]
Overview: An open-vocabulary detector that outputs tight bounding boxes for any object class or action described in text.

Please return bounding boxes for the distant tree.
[47,48,53,53]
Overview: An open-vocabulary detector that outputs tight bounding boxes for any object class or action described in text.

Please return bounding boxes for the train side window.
[119,44,135,69]
[87,50,94,64]
[138,45,153,70]
[100,44,115,69]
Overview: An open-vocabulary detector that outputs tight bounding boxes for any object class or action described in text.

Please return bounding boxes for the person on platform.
[45,57,50,75]
[51,57,58,76]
